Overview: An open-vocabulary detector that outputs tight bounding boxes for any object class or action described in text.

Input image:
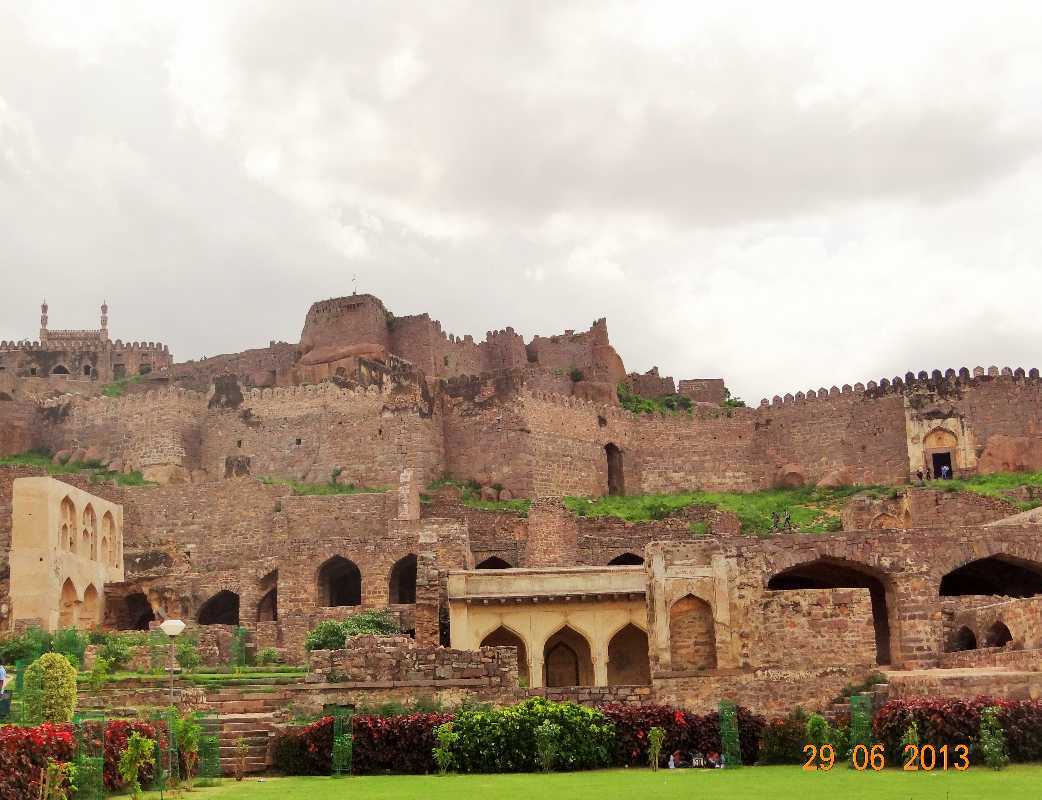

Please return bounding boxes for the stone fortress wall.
[3,291,1042,716]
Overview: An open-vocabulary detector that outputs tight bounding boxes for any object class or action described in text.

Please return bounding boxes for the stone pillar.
[413,548,440,646]
[523,498,578,568]
[530,650,545,689]
[593,640,609,687]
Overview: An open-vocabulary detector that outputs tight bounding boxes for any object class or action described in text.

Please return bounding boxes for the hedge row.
[274,700,763,775]
[0,719,158,800]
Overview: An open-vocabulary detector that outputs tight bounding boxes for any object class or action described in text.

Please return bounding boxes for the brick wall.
[750,589,876,668]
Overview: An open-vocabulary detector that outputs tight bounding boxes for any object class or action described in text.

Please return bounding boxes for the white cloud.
[1,1,1041,402]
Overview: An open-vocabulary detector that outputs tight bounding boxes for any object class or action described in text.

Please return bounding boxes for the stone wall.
[842,488,1019,531]
[307,635,518,689]
[949,596,1042,651]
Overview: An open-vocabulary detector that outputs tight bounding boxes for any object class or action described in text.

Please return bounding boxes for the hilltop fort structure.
[2,292,1042,740]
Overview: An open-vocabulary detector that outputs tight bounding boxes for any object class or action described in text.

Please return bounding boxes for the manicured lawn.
[140,765,1042,800]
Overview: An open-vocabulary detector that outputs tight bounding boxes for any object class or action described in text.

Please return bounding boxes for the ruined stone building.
[2,292,1042,714]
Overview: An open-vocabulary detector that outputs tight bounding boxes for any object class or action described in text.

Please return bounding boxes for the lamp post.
[159,619,186,706]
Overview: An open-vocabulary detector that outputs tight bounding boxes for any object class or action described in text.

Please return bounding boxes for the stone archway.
[608,552,644,566]
[543,626,594,687]
[318,556,362,607]
[198,590,240,625]
[81,584,100,629]
[669,595,717,671]
[948,625,977,652]
[476,557,512,569]
[924,427,958,477]
[767,558,895,666]
[984,621,1013,648]
[607,623,650,685]
[389,554,417,604]
[481,626,529,686]
[257,570,278,622]
[939,555,1042,598]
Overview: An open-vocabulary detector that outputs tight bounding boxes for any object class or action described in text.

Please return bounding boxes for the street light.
[159,619,186,706]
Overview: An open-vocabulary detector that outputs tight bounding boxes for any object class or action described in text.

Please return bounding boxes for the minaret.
[40,300,48,342]
[100,301,109,340]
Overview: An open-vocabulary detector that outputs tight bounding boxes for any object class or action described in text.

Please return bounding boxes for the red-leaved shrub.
[875,697,1042,764]
[103,720,161,791]
[0,723,74,800]
[599,703,764,767]
[352,712,454,774]
[273,716,334,775]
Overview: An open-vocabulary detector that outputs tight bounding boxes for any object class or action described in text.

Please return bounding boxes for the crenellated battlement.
[243,382,391,403]
[758,365,1042,408]
[38,386,206,411]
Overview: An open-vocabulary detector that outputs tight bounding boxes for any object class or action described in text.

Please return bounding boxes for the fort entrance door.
[932,451,953,478]
[606,443,624,496]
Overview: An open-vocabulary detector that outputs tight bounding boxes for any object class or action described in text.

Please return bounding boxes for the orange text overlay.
[803,743,970,772]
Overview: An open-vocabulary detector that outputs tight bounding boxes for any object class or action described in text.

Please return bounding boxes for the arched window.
[198,590,240,625]
[51,365,69,375]
[543,626,594,687]
[83,504,97,560]
[318,557,362,607]
[607,624,650,685]
[60,496,76,552]
[476,556,512,569]
[389,554,417,604]
[101,512,116,565]
[608,552,644,566]
[669,595,717,670]
[481,626,529,686]
[984,621,1013,648]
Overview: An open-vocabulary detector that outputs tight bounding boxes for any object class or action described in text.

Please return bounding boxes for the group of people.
[667,750,725,769]
[916,464,954,483]
[770,512,793,532]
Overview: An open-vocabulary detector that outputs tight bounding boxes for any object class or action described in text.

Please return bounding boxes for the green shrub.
[900,720,919,768]
[450,697,614,773]
[51,628,88,668]
[977,706,1009,770]
[648,726,665,771]
[0,626,52,663]
[534,720,562,772]
[118,731,156,799]
[305,612,401,651]
[98,635,134,669]
[257,647,282,666]
[758,709,809,764]
[23,652,78,723]
[176,636,202,672]
[433,722,459,775]
[171,711,202,786]
[88,655,112,692]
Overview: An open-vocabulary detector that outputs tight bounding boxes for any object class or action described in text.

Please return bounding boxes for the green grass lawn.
[139,765,1042,800]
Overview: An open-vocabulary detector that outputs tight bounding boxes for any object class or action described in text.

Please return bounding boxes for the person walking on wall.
[941,464,951,480]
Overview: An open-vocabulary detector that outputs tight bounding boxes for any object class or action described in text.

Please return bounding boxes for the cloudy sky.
[1,1,1040,402]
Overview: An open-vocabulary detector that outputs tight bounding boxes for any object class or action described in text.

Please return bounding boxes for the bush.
[0,626,53,663]
[0,723,74,800]
[758,709,809,764]
[88,655,112,692]
[433,722,459,775]
[258,647,282,666]
[104,720,160,791]
[176,637,202,672]
[98,635,134,669]
[304,612,401,651]
[647,726,665,771]
[273,717,334,775]
[875,697,1042,764]
[600,703,764,768]
[452,698,614,774]
[118,731,156,800]
[978,706,1010,770]
[353,712,453,774]
[50,628,88,668]
[534,720,562,772]
[23,652,78,723]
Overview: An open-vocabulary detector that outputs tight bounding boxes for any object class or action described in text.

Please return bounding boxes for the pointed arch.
[608,552,644,566]
[669,594,717,671]
[83,503,97,559]
[481,625,529,686]
[318,556,361,607]
[59,578,79,628]
[984,621,1013,648]
[51,364,69,375]
[476,556,512,569]
[767,557,895,666]
[939,555,1042,598]
[101,511,116,565]
[389,554,417,604]
[60,496,76,552]
[543,625,594,687]
[607,623,650,685]
[81,584,100,629]
[198,590,240,625]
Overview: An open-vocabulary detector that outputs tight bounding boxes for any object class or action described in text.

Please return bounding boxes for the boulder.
[52,449,72,465]
[775,464,806,488]
[84,445,105,464]
[70,447,88,464]
[816,468,853,488]
[498,488,513,501]
[480,485,498,501]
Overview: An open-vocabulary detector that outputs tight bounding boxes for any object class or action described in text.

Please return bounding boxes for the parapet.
[757,366,1042,408]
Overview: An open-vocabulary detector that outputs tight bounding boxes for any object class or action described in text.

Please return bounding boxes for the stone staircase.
[200,711,275,776]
